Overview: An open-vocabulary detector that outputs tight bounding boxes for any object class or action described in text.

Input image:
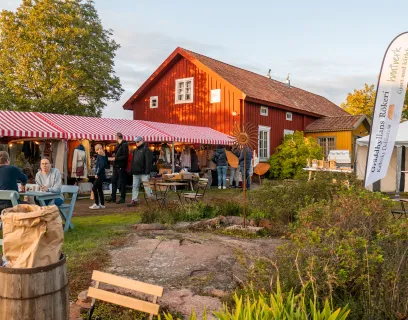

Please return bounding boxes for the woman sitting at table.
[35,157,64,206]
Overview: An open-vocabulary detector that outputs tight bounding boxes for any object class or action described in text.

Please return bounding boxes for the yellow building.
[305,115,370,160]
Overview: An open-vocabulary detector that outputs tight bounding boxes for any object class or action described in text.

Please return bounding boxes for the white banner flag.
[365,32,408,187]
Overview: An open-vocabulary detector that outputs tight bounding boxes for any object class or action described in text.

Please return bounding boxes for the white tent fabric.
[356,121,408,192]
[356,120,408,147]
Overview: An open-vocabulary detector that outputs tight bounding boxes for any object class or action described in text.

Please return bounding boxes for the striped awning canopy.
[101,118,171,142]
[141,121,234,145]
[0,111,65,139]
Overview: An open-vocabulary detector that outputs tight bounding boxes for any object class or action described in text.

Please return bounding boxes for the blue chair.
[0,190,19,245]
[59,185,78,232]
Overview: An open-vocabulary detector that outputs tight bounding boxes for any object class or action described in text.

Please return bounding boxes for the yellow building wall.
[306,131,352,153]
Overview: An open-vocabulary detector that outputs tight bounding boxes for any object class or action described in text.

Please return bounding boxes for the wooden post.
[243,146,247,228]
[171,141,175,173]
[63,140,68,185]
[396,146,402,199]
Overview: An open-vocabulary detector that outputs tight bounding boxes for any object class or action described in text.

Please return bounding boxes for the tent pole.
[172,141,175,173]
[396,146,402,199]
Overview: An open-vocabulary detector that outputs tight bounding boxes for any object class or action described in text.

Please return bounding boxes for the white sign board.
[210,89,221,103]
[365,32,408,187]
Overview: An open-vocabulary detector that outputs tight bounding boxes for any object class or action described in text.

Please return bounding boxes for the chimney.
[286,73,291,87]
[266,69,271,79]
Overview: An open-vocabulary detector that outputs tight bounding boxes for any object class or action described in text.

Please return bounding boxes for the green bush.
[248,174,360,232]
[269,131,323,180]
[160,281,350,320]
[140,200,243,225]
[276,189,408,319]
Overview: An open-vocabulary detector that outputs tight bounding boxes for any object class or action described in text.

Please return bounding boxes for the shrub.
[276,189,408,319]
[269,131,323,180]
[140,200,243,225]
[160,281,350,320]
[248,174,360,232]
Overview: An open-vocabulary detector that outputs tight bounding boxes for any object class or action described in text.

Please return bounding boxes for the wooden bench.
[87,270,163,320]
[391,198,408,219]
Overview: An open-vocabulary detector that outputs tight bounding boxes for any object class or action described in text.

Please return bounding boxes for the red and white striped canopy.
[102,119,171,142]
[141,121,234,145]
[0,111,65,139]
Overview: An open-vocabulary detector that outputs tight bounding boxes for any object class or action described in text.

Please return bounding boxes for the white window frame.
[175,77,194,104]
[284,129,294,136]
[150,96,158,109]
[286,112,293,121]
[260,106,268,116]
[258,125,271,161]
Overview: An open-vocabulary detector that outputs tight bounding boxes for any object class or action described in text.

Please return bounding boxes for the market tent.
[0,111,65,139]
[101,118,171,142]
[140,121,234,145]
[37,113,171,142]
[356,121,408,193]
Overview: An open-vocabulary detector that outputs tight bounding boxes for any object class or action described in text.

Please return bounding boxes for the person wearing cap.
[128,136,153,207]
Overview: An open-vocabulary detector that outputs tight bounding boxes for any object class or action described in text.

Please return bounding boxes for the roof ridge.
[181,47,340,104]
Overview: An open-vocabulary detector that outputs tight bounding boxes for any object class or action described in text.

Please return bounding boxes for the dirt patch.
[107,229,283,318]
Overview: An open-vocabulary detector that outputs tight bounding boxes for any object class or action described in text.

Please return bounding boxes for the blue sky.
[2,0,408,119]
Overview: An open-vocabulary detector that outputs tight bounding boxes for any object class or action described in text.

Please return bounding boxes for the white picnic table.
[303,167,353,181]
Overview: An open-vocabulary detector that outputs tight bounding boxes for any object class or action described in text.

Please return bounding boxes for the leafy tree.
[0,0,123,116]
[341,83,408,120]
[340,84,376,118]
[269,131,322,180]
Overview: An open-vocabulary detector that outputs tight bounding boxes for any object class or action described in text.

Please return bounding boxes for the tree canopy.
[341,83,408,120]
[0,0,123,116]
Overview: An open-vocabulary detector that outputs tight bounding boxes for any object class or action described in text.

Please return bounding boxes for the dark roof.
[184,49,348,117]
[305,115,368,132]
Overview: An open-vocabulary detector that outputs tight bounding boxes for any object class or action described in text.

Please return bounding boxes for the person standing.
[107,133,129,204]
[35,157,64,206]
[239,146,253,190]
[127,137,153,207]
[89,144,107,210]
[212,145,227,189]
[0,151,28,211]
[229,146,241,188]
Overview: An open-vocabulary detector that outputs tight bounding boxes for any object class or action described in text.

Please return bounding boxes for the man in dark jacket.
[239,146,253,190]
[0,151,28,211]
[128,136,153,207]
[107,133,129,204]
[212,145,227,189]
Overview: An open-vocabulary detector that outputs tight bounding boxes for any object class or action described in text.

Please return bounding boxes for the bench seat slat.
[87,287,160,315]
[91,270,163,297]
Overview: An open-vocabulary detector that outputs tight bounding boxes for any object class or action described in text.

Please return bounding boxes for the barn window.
[286,112,293,121]
[258,126,271,161]
[150,96,158,109]
[175,78,194,104]
[260,106,268,116]
[317,137,336,157]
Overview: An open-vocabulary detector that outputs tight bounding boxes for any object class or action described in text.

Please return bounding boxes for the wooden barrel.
[0,254,69,320]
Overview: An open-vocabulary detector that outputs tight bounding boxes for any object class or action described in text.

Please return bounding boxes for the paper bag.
[1,204,64,268]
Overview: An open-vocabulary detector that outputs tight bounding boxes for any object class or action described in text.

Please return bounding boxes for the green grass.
[63,212,141,298]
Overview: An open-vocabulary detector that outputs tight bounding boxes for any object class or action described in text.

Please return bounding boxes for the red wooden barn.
[123,47,349,162]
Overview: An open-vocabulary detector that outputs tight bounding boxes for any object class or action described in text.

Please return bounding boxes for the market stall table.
[155,182,188,206]
[303,167,353,182]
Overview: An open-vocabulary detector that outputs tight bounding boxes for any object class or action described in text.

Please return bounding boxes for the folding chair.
[143,181,165,208]
[87,270,163,320]
[391,198,408,219]
[0,190,19,244]
[59,185,78,232]
[183,178,208,203]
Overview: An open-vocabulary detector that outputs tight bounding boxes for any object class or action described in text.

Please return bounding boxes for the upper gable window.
[150,96,158,109]
[175,78,194,104]
[286,112,293,121]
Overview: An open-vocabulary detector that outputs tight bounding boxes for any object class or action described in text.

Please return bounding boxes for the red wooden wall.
[132,56,242,135]
[244,101,318,154]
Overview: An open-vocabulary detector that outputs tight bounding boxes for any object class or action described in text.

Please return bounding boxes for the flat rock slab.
[107,230,283,318]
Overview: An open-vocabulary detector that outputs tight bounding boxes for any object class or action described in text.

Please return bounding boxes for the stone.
[77,290,90,303]
[173,222,192,230]
[225,225,263,234]
[132,223,166,231]
[76,300,91,310]
[210,288,229,298]
[258,218,273,230]
[249,219,257,227]
[69,302,82,320]
[225,216,244,225]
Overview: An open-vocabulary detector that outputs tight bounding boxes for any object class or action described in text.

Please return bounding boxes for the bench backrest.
[87,270,163,318]
[0,190,19,206]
